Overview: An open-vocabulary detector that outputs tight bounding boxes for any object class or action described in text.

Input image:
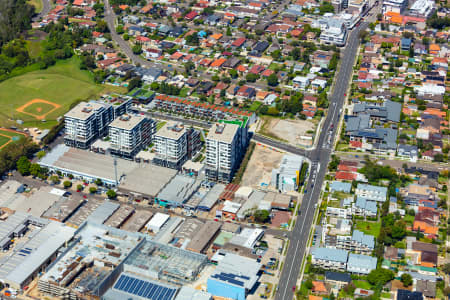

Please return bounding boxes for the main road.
[274,20,371,300]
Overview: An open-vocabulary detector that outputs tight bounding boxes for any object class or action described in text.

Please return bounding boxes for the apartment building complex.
[109,114,155,158]
[205,121,248,183]
[64,102,114,149]
[152,95,256,124]
[153,122,201,170]
[326,230,375,255]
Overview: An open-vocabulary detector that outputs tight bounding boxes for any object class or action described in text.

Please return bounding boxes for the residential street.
[274,19,371,300]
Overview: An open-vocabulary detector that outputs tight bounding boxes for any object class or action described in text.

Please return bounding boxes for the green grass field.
[0,57,126,129]
[0,135,11,148]
[28,0,43,12]
[355,220,381,237]
[22,102,57,116]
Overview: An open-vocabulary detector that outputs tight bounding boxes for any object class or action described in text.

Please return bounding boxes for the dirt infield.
[0,128,27,149]
[16,98,61,120]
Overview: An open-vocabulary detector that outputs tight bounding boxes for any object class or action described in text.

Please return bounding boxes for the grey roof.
[2,221,75,289]
[198,183,225,210]
[119,164,177,197]
[186,221,221,253]
[357,184,388,196]
[347,253,377,270]
[207,123,239,144]
[312,247,348,263]
[109,114,147,131]
[209,253,261,290]
[385,100,402,122]
[134,66,162,78]
[355,197,378,214]
[330,181,352,193]
[87,201,120,224]
[346,115,370,131]
[157,175,202,205]
[175,286,212,300]
[325,271,351,283]
[352,230,375,249]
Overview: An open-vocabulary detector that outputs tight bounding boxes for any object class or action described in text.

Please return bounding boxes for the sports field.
[0,128,27,149]
[0,57,126,129]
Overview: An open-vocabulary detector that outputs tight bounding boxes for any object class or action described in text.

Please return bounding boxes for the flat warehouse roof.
[119,164,177,197]
[40,144,137,184]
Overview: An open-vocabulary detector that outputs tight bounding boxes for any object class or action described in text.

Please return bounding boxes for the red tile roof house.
[249,65,265,75]
[185,11,199,21]
[261,69,274,77]
[335,171,357,181]
[170,51,184,61]
[231,37,246,48]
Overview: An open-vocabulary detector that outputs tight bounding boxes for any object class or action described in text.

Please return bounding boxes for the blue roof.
[357,184,388,195]
[347,253,377,270]
[330,181,352,193]
[355,197,378,214]
[312,247,348,263]
[352,230,375,249]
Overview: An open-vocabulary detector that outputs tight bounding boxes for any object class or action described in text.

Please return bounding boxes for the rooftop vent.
[215,124,225,134]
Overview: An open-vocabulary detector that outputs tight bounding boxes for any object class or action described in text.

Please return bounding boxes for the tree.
[319,1,334,14]
[267,73,279,86]
[16,156,31,175]
[442,263,450,274]
[116,25,124,34]
[226,26,232,36]
[95,178,103,186]
[290,47,301,60]
[127,77,142,91]
[271,49,282,60]
[401,273,412,287]
[96,20,108,33]
[367,269,394,286]
[132,44,142,54]
[76,184,83,191]
[89,187,97,194]
[328,155,340,171]
[63,180,72,188]
[304,279,313,290]
[254,210,270,223]
[246,73,259,82]
[29,163,41,177]
[50,175,60,184]
[229,69,238,79]
[107,189,117,199]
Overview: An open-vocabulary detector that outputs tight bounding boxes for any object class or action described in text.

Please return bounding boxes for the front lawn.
[355,220,381,237]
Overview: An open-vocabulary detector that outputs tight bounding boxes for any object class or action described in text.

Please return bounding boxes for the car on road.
[292,286,296,292]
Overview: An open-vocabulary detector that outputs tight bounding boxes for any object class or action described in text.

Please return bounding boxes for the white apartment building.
[326,207,353,219]
[205,122,247,183]
[311,248,348,271]
[108,114,155,158]
[319,18,348,46]
[355,183,387,202]
[64,102,114,149]
[153,122,188,170]
[332,230,375,255]
[382,0,408,14]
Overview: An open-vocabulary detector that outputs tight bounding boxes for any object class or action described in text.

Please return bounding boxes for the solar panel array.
[114,274,177,300]
[211,272,246,287]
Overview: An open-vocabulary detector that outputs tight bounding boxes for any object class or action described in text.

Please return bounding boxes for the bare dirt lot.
[261,118,316,147]
[241,144,284,188]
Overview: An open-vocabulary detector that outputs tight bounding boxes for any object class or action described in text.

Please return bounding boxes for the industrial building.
[121,210,153,232]
[0,216,76,290]
[186,220,222,253]
[207,253,261,300]
[38,222,144,299]
[205,120,249,183]
[64,101,114,149]
[153,122,201,170]
[271,154,304,193]
[42,196,86,222]
[123,239,207,285]
[108,114,156,158]
[39,145,176,191]
[155,175,202,207]
[104,205,135,228]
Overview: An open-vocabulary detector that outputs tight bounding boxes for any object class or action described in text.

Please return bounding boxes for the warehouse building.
[123,240,207,285]
[207,253,261,300]
[38,222,143,299]
[1,220,76,290]
[121,210,153,232]
[186,221,222,253]
[155,175,202,207]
